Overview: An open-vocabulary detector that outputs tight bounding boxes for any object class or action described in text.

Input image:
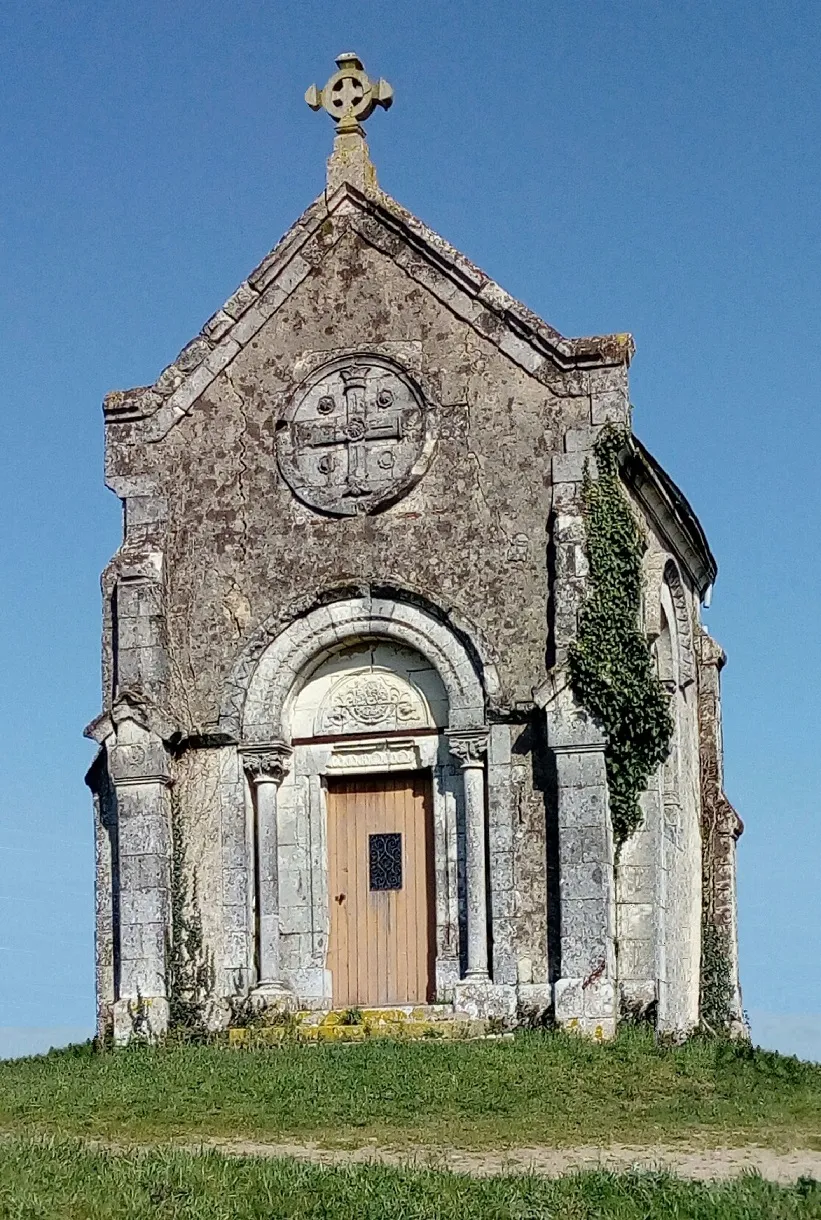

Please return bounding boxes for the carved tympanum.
[277,357,430,516]
[317,670,430,736]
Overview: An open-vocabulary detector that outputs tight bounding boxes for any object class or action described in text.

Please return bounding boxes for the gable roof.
[102,181,635,439]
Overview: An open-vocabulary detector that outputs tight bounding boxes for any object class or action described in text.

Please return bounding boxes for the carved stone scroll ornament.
[317,670,430,736]
[277,357,432,516]
[448,731,489,767]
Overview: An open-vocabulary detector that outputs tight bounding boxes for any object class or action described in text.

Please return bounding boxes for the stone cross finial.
[305,53,393,194]
[306,53,393,134]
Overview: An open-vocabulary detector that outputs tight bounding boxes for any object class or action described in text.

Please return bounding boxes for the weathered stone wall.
[170,747,227,989]
[111,230,589,732]
[616,512,705,1033]
[97,220,605,1017]
[91,764,117,1039]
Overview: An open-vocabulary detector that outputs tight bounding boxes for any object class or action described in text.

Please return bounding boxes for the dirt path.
[190,1138,821,1184]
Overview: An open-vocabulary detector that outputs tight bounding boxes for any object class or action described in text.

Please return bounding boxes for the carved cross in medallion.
[296,367,409,500]
[277,357,430,517]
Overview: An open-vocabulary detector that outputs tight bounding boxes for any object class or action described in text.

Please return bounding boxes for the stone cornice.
[696,627,727,670]
[83,691,178,746]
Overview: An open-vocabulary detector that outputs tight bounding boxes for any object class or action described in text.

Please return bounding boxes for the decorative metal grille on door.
[369,832,402,890]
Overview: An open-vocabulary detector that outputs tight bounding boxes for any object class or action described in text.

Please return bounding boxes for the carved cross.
[305,53,393,134]
[295,367,410,500]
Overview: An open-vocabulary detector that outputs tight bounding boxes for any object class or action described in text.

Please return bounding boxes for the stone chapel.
[86,54,744,1045]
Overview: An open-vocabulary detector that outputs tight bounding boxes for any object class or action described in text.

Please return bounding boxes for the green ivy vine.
[166,789,215,1039]
[568,425,674,847]
[700,921,734,1035]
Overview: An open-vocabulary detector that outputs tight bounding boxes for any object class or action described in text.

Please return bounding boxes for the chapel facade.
[86,55,744,1044]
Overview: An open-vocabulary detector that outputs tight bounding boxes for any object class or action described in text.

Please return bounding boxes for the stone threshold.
[226,1004,508,1045]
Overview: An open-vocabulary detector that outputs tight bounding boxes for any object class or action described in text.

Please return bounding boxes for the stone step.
[225,1005,493,1046]
[297,1004,467,1026]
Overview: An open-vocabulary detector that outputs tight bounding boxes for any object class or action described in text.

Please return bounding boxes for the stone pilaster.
[90,764,116,1042]
[105,701,172,1045]
[542,390,624,1038]
[543,680,616,1038]
[241,742,294,1004]
[697,630,745,1032]
[104,474,169,712]
[112,574,168,704]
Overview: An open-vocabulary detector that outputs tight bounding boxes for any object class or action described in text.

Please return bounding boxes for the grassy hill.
[3,1028,821,1217]
[2,1027,820,1150]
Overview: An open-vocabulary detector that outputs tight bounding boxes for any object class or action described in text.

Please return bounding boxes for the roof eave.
[622,436,717,599]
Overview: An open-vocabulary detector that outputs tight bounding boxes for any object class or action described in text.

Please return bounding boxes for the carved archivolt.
[220,593,490,742]
[643,554,695,688]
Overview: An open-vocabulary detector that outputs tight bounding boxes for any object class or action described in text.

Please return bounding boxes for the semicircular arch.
[644,553,695,689]
[663,558,695,687]
[219,592,489,742]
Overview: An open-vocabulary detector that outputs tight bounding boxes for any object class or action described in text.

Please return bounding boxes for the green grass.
[2,1138,821,1220]
[1,1028,821,1151]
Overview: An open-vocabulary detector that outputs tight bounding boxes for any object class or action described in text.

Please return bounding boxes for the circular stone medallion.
[277,357,432,516]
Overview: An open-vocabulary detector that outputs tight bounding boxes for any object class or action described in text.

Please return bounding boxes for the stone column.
[448,731,490,980]
[242,743,293,1000]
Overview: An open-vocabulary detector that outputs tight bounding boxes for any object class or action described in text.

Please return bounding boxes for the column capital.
[447,730,488,768]
[240,742,293,786]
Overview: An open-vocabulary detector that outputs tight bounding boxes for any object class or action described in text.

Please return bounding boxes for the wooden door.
[326,772,435,1008]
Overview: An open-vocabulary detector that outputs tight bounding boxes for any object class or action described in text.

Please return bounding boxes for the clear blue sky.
[1,0,819,1056]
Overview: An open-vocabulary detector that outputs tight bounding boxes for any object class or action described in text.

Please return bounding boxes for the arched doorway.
[290,641,446,1007]
[225,593,495,1011]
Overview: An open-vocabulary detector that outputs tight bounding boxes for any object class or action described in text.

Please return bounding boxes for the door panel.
[327,772,435,1007]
